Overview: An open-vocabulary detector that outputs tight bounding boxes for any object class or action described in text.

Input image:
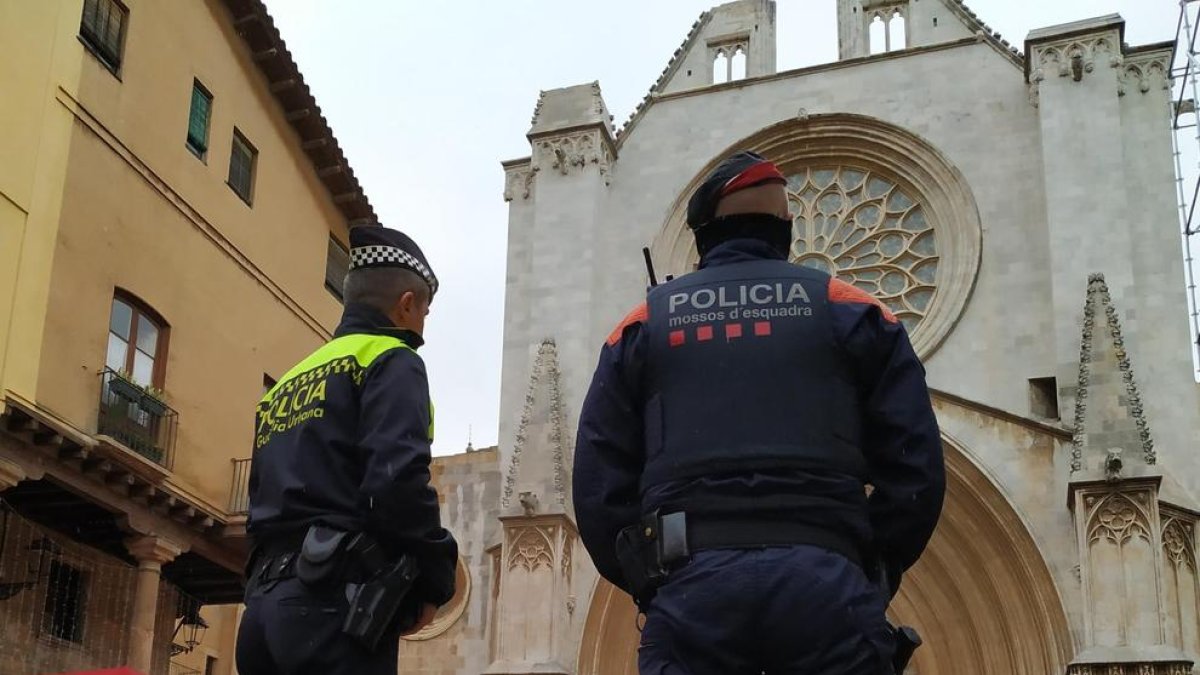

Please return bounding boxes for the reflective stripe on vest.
[262,334,412,404]
[256,334,425,450]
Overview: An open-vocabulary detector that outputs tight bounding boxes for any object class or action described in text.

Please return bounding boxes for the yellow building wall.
[0,0,374,668]
[0,0,86,399]
[63,0,350,322]
[19,0,352,510]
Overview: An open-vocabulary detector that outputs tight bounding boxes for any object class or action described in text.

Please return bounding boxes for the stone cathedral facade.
[404,2,1200,673]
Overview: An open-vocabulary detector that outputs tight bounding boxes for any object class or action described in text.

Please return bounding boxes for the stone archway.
[576,435,1074,674]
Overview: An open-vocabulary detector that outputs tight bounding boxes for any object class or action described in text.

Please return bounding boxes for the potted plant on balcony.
[108,370,144,403]
[140,386,169,417]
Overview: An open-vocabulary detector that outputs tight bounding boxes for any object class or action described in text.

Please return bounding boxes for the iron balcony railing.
[229,458,251,516]
[98,368,178,470]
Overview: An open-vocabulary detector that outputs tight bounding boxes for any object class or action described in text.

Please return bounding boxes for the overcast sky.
[265,0,1194,456]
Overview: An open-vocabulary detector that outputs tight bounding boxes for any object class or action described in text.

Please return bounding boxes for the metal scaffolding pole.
[1171,0,1200,376]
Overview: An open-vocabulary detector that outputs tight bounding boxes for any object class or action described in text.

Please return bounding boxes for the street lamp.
[171,598,208,655]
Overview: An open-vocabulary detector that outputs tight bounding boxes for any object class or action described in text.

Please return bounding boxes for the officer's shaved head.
[343,267,430,313]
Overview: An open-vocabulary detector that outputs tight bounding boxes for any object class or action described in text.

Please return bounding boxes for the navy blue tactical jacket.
[574,238,944,598]
[247,303,457,605]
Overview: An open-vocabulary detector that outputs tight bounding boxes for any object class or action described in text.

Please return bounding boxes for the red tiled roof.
[218,0,377,227]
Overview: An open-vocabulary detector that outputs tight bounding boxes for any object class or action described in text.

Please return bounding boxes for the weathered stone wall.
[397,448,501,674]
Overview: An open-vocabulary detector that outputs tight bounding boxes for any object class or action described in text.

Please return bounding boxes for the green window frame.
[187,80,213,157]
[228,129,257,205]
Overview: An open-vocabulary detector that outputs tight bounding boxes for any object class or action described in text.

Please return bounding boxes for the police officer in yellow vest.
[236,226,458,675]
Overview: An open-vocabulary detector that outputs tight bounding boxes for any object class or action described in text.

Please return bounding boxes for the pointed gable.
[502,339,571,514]
[1070,274,1155,473]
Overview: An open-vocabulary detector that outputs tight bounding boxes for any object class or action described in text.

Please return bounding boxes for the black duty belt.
[247,528,392,593]
[686,517,864,569]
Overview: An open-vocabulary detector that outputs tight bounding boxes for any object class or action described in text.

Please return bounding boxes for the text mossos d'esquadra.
[667,282,814,327]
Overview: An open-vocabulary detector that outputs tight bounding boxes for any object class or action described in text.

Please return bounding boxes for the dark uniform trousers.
[236,578,402,675]
[638,546,895,675]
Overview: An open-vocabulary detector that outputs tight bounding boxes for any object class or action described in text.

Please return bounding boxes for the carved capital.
[1027,32,1118,81]
[0,457,28,491]
[125,534,185,569]
[1028,30,1121,90]
[532,129,614,185]
[1118,52,1172,97]
[503,163,537,202]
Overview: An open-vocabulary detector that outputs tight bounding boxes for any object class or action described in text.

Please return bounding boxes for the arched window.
[869,14,888,55]
[713,50,730,84]
[106,293,168,388]
[889,10,908,51]
[730,47,747,81]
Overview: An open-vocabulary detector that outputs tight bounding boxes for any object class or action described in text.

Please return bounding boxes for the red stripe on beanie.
[720,161,786,197]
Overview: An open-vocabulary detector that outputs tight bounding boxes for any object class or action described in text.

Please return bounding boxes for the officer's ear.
[396,290,418,317]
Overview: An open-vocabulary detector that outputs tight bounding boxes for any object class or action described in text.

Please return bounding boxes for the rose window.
[788,167,939,333]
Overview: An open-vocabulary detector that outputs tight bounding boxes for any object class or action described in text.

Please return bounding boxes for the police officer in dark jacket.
[574,152,945,674]
[237,226,458,675]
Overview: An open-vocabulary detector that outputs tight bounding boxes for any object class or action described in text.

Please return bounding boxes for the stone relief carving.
[1070,274,1155,472]
[502,339,571,509]
[1162,517,1197,571]
[1087,493,1151,546]
[503,164,537,202]
[534,130,614,185]
[709,38,748,59]
[561,531,574,587]
[1119,53,1172,96]
[1076,486,1176,655]
[507,524,556,573]
[1030,34,1121,84]
[788,167,939,335]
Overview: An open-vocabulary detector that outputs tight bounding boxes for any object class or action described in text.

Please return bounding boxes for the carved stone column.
[0,456,27,491]
[125,535,183,673]
[485,513,577,674]
[1068,474,1195,674]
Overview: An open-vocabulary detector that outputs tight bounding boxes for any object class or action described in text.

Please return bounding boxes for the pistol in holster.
[293,525,421,652]
[891,623,922,672]
[343,554,420,651]
[614,510,690,610]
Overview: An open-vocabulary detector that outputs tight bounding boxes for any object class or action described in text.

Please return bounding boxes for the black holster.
[343,554,420,652]
[288,526,420,652]
[614,511,690,610]
[892,624,922,672]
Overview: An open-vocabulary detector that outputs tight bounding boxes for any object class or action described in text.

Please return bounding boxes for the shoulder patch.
[606,302,648,346]
[828,278,898,324]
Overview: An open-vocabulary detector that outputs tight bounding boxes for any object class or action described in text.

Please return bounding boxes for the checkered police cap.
[348,226,439,297]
